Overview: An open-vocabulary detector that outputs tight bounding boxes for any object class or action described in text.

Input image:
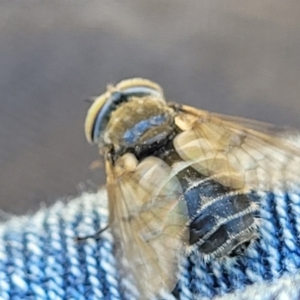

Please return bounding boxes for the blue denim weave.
[1,189,300,299]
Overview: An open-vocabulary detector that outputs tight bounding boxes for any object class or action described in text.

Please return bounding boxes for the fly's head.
[84,78,175,159]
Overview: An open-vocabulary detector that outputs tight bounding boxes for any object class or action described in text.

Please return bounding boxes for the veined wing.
[210,111,300,149]
[105,153,189,299]
[173,104,300,192]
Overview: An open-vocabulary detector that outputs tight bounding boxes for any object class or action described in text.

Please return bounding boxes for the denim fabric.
[0,189,300,299]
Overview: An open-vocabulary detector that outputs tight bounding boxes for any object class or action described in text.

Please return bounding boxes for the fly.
[85,78,300,299]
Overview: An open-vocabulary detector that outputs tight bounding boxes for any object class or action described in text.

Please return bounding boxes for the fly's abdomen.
[158,141,258,258]
[183,176,258,258]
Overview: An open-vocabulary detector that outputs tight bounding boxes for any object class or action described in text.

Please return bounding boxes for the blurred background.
[0,1,300,215]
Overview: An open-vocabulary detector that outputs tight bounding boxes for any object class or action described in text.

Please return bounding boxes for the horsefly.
[85,78,300,299]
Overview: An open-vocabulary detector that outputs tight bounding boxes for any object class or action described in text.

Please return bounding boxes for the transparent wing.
[105,153,189,299]
[173,104,300,192]
[212,111,300,149]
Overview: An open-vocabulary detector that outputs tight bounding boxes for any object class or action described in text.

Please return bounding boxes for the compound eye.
[84,92,110,144]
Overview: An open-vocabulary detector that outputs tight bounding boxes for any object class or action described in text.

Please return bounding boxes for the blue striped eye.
[92,92,123,144]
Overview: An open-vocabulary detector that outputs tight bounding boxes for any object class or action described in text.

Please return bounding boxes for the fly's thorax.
[103,97,176,158]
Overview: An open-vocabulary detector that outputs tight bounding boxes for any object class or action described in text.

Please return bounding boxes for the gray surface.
[0,1,300,215]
